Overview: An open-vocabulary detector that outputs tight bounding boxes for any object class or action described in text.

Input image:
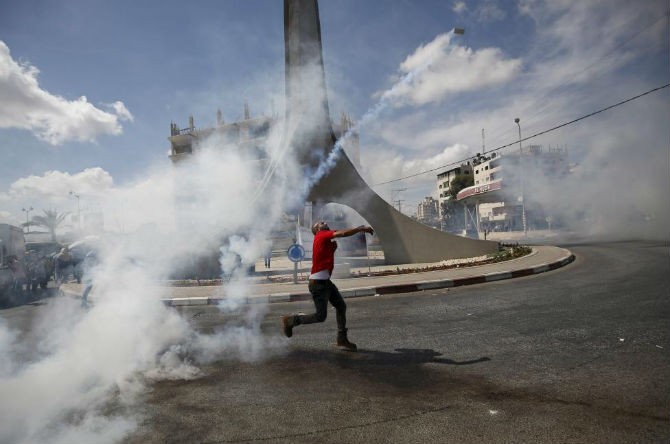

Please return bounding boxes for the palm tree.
[20,220,37,233]
[32,209,69,242]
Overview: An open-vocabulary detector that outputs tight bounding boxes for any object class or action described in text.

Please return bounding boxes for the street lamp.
[21,206,34,233]
[69,191,81,231]
[514,118,527,235]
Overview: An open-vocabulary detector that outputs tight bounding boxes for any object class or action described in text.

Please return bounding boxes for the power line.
[373,82,670,186]
[481,9,670,148]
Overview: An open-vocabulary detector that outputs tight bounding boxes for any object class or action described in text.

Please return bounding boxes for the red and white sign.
[456,179,503,200]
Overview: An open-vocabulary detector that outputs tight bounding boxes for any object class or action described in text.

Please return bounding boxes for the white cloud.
[517,0,537,17]
[529,1,665,94]
[475,0,506,23]
[4,168,114,201]
[0,41,133,145]
[105,101,134,122]
[0,168,115,227]
[385,33,522,106]
[452,1,467,14]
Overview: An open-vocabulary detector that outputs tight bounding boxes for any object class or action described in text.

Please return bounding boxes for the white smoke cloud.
[1,2,667,440]
[0,104,308,442]
[526,93,670,240]
[0,40,354,439]
[0,41,133,145]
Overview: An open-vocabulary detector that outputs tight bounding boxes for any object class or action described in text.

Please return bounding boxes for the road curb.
[160,252,575,307]
[58,250,575,307]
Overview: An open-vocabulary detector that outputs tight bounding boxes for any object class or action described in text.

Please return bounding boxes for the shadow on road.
[359,348,491,366]
[0,287,58,310]
[287,347,489,366]
[284,347,491,390]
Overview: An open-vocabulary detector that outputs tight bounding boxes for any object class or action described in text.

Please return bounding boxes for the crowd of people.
[6,251,49,292]
[4,245,87,295]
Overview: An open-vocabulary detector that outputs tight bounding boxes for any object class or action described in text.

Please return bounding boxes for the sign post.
[287,244,305,284]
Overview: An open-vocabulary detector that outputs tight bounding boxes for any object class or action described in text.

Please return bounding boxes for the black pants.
[297,279,347,332]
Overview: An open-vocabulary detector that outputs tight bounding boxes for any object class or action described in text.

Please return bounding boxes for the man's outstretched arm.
[332,225,374,238]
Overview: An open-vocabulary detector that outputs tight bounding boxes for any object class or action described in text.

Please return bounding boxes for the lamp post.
[21,206,34,233]
[69,191,81,231]
[514,118,527,235]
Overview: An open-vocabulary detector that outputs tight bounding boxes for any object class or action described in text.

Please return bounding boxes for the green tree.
[441,173,474,232]
[448,173,474,199]
[31,209,69,242]
[20,220,37,232]
[440,199,461,232]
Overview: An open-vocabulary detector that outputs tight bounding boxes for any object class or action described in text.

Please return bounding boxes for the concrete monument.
[284,0,498,264]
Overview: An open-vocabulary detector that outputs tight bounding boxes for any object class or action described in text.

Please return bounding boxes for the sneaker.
[336,329,357,351]
[281,315,294,338]
[336,338,357,351]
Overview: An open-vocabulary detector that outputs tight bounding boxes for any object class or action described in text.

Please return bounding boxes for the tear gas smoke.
[493,92,670,242]
[0,32,461,441]
[0,110,298,443]
[303,31,459,193]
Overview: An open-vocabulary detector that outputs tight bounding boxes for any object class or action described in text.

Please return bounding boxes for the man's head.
[311,220,330,235]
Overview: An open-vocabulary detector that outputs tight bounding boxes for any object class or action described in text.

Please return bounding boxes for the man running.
[281,220,374,351]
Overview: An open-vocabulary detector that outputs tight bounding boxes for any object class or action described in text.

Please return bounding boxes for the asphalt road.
[2,241,668,443]
[124,240,669,443]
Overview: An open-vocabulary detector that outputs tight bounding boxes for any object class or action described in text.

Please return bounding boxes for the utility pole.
[391,188,406,213]
[69,191,81,231]
[22,206,33,233]
[514,118,527,235]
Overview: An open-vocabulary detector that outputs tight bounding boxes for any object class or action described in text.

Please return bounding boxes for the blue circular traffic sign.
[287,244,305,263]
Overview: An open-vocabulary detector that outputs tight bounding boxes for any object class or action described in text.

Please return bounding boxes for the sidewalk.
[60,246,574,306]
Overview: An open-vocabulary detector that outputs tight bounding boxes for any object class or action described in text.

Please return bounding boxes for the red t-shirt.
[311,230,336,275]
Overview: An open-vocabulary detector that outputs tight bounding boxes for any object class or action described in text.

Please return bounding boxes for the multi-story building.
[416,196,439,225]
[168,107,359,167]
[456,145,569,233]
[168,105,273,165]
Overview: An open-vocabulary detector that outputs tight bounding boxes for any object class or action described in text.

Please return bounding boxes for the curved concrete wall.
[310,155,499,264]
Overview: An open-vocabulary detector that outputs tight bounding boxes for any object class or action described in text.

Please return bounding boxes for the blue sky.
[1,0,669,226]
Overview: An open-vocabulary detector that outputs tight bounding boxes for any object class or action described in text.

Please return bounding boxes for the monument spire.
[284,0,335,168]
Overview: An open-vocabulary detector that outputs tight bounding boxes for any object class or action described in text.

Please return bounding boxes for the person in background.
[264,249,272,268]
[8,255,27,293]
[55,246,72,283]
[80,250,98,307]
